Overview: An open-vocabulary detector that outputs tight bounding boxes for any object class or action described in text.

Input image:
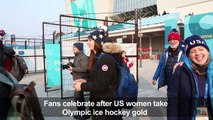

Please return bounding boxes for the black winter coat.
[81,52,119,99]
[0,44,15,57]
[167,63,213,120]
[81,52,121,120]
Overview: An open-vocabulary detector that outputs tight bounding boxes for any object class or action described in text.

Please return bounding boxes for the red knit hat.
[168,32,181,41]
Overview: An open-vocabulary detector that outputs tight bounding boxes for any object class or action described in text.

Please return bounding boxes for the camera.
[62,62,74,69]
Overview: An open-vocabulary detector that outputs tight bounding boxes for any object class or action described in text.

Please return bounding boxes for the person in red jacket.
[0,34,16,72]
[121,51,134,68]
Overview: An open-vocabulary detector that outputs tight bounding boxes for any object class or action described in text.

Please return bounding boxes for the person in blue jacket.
[168,35,213,119]
[152,29,185,90]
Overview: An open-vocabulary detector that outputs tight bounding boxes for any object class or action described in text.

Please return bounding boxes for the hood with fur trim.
[102,42,122,54]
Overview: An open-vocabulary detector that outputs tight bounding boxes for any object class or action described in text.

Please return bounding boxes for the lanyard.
[193,72,209,100]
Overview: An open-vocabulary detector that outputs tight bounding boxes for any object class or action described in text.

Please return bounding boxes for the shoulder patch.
[101,64,108,72]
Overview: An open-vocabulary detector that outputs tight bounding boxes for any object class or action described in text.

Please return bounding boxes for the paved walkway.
[20,59,167,120]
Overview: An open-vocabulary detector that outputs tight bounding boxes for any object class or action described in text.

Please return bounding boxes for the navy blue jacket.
[168,58,213,120]
[152,47,185,90]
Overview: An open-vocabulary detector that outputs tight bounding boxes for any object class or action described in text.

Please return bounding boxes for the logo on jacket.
[101,65,108,71]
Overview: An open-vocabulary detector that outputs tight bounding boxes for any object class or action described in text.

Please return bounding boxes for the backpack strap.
[96,53,104,67]
[0,71,14,89]
[0,67,18,92]
[97,53,128,71]
[0,67,44,120]
[97,52,117,66]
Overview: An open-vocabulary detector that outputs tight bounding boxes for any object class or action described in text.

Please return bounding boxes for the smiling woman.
[167,35,213,119]
[186,35,210,76]
[189,46,210,67]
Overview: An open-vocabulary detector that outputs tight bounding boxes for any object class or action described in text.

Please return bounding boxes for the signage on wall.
[71,0,97,28]
[45,44,61,87]
[140,13,179,26]
[184,12,213,39]
[184,12,213,54]
[18,51,25,56]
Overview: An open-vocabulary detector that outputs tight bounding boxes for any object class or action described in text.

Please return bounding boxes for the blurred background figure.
[121,51,134,68]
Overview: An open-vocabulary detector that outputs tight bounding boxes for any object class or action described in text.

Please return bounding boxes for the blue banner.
[140,13,179,26]
[184,12,213,54]
[71,0,97,28]
[45,44,61,86]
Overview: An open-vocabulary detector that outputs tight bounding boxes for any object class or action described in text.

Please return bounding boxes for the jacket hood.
[102,42,122,54]
[183,52,213,116]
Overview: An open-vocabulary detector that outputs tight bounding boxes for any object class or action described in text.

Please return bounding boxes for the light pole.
[139,12,143,68]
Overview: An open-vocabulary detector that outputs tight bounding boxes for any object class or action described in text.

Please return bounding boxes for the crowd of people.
[67,28,213,120]
[1,26,213,120]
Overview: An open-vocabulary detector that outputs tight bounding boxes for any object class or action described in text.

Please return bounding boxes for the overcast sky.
[0,0,67,38]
